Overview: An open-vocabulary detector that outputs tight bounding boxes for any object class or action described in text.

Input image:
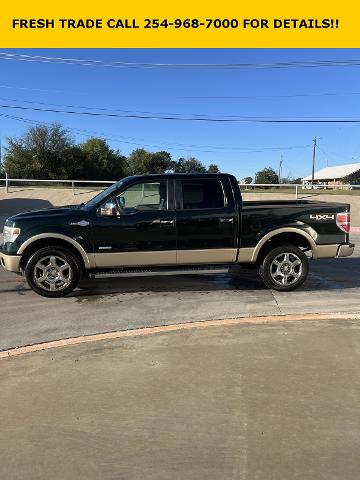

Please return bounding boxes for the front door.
[175,177,238,264]
[91,179,176,268]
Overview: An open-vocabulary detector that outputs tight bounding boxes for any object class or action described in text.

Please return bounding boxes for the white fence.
[0,176,360,199]
[0,176,114,195]
[239,183,360,199]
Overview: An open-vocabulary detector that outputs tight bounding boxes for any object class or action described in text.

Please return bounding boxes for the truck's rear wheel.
[259,244,308,292]
[25,246,81,297]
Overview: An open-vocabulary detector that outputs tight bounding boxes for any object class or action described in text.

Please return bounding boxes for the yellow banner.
[0,0,355,48]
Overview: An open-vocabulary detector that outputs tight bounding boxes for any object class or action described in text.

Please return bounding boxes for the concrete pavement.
[1,317,360,479]
[1,235,359,352]
[1,191,360,479]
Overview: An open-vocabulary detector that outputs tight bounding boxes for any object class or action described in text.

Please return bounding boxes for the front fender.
[17,231,94,269]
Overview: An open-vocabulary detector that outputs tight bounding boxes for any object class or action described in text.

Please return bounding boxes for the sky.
[1,48,360,180]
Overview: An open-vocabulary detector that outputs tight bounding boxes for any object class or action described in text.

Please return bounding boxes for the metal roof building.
[302,162,360,183]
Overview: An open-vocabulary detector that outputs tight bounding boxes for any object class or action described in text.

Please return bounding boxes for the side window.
[116,181,167,213]
[181,179,225,210]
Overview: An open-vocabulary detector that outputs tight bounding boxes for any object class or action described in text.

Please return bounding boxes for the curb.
[1,312,359,360]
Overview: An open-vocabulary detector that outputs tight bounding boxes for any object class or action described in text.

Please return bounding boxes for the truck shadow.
[74,257,360,298]
[0,198,53,216]
[75,270,263,298]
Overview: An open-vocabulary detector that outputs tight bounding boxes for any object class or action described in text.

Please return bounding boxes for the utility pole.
[278,155,283,184]
[0,131,3,186]
[311,136,317,185]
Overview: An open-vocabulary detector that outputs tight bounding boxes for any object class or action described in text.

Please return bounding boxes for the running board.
[90,265,230,279]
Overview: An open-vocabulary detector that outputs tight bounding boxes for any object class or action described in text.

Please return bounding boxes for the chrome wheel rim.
[270,252,302,287]
[33,255,72,292]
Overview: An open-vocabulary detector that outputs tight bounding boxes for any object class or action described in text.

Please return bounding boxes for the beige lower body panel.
[94,251,177,268]
[94,249,236,268]
[0,252,21,272]
[92,243,353,269]
[337,244,355,258]
[237,244,353,262]
[237,248,255,263]
[177,248,236,264]
[313,244,339,259]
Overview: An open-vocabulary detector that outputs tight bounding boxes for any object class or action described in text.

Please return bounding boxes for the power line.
[3,103,360,123]
[182,92,360,100]
[317,145,360,164]
[0,112,216,153]
[6,95,357,122]
[4,96,359,121]
[0,96,247,119]
[3,52,360,70]
[0,83,83,95]
[2,82,360,102]
[0,112,311,154]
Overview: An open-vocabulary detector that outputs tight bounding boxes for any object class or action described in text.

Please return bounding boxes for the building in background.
[302,162,360,188]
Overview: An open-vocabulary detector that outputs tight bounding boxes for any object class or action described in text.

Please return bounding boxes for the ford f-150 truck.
[0,173,354,297]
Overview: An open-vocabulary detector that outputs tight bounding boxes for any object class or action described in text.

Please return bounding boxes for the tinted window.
[117,181,167,213]
[181,179,225,210]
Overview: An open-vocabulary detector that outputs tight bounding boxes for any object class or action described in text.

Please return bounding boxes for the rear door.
[175,176,238,264]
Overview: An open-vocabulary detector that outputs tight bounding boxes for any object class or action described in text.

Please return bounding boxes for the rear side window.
[181,179,225,210]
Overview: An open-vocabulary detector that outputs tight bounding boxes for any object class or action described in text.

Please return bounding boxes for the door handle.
[219,218,234,224]
[160,219,174,226]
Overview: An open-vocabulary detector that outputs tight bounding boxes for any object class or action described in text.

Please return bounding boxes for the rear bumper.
[314,243,354,259]
[337,243,355,258]
[0,250,21,272]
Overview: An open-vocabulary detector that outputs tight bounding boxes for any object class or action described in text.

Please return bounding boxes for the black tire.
[259,244,309,292]
[25,246,81,298]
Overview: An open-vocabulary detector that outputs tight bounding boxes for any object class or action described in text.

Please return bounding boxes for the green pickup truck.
[0,173,354,297]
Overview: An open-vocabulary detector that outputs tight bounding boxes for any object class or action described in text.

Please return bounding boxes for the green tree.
[240,176,253,184]
[126,149,172,175]
[61,146,86,179]
[80,138,126,180]
[172,157,207,173]
[4,123,74,179]
[207,164,220,173]
[254,167,279,184]
[3,124,220,181]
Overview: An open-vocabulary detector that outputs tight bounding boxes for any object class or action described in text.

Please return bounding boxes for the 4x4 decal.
[310,214,335,221]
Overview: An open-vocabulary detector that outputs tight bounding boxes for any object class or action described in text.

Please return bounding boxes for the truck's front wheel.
[25,246,81,297]
[259,244,309,292]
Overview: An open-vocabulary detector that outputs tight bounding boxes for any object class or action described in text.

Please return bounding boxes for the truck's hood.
[7,205,82,223]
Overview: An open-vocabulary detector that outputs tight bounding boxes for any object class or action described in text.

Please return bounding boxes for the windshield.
[83,179,127,209]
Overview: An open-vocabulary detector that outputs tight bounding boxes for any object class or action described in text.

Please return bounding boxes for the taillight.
[336,212,351,233]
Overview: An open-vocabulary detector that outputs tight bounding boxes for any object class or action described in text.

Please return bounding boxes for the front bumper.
[0,250,21,272]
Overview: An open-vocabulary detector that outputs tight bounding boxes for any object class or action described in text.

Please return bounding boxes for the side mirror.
[99,201,117,217]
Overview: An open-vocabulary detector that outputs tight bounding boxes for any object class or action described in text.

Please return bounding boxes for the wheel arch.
[18,233,94,271]
[252,228,316,263]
